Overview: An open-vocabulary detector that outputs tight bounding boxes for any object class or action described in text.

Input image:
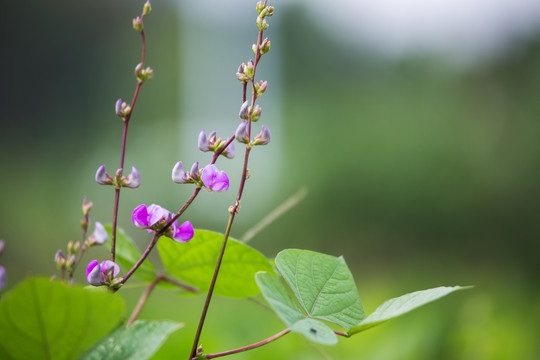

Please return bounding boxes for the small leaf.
[348,286,471,335]
[105,225,156,282]
[256,272,337,345]
[0,277,125,360]
[81,320,182,360]
[275,249,365,329]
[158,229,274,298]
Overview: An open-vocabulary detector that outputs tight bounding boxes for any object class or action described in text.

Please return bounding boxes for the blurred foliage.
[1,1,539,359]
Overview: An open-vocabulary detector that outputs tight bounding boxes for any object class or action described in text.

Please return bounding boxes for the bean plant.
[0,2,469,359]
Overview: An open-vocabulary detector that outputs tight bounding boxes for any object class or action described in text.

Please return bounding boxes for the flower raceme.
[86,260,120,286]
[132,204,194,243]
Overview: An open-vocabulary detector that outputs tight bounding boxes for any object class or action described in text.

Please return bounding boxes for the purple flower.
[131,204,194,243]
[86,260,120,286]
[172,161,200,184]
[0,265,6,290]
[198,130,213,152]
[201,165,229,192]
[235,121,249,144]
[239,101,249,120]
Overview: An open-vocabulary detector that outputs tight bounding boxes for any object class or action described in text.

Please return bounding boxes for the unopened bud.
[255,80,268,96]
[90,222,109,245]
[239,101,249,120]
[55,250,66,270]
[143,1,152,16]
[82,197,93,216]
[266,6,275,17]
[236,63,249,82]
[95,165,114,185]
[235,121,250,144]
[124,166,141,189]
[260,38,271,54]
[252,44,258,55]
[115,98,131,118]
[190,161,200,181]
[252,125,271,146]
[133,16,143,33]
[172,161,188,184]
[244,60,255,79]
[251,104,262,122]
[222,140,235,159]
[256,16,269,31]
[135,63,154,83]
[256,1,265,14]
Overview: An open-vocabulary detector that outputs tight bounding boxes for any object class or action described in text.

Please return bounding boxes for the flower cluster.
[95,165,140,189]
[198,130,235,159]
[86,260,120,287]
[132,204,194,243]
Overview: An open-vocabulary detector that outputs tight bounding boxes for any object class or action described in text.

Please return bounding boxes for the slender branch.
[162,275,199,293]
[127,274,163,326]
[189,22,268,360]
[120,232,159,285]
[241,187,308,243]
[204,329,290,359]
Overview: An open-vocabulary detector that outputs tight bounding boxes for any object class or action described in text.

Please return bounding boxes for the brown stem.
[127,274,164,326]
[205,329,290,359]
[120,232,159,285]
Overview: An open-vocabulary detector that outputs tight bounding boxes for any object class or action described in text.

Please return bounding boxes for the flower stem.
[127,274,163,326]
[120,232,159,286]
[204,329,290,359]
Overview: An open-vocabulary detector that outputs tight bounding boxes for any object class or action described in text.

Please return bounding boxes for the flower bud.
[115,98,131,118]
[172,161,188,184]
[266,6,275,17]
[89,222,108,245]
[260,38,271,54]
[236,63,249,82]
[135,63,154,83]
[0,265,6,290]
[190,161,200,181]
[235,121,250,144]
[143,1,152,16]
[198,130,212,152]
[256,16,269,31]
[133,16,144,33]
[95,165,114,185]
[244,60,255,79]
[239,101,249,120]
[124,166,141,189]
[252,125,271,146]
[251,104,262,122]
[252,44,257,55]
[82,197,93,216]
[255,80,268,96]
[222,140,235,159]
[256,1,265,14]
[54,250,66,270]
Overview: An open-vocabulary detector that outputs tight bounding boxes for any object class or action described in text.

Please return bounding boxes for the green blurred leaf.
[275,249,365,329]
[348,286,471,335]
[157,229,274,298]
[0,277,125,359]
[105,225,156,282]
[255,272,337,345]
[81,320,182,360]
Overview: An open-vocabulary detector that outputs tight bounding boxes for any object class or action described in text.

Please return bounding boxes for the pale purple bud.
[100,260,120,281]
[198,130,212,152]
[0,265,6,290]
[252,125,272,146]
[171,220,194,243]
[172,161,188,184]
[143,1,152,16]
[256,80,268,95]
[82,197,93,216]
[95,165,113,185]
[0,240,4,255]
[115,98,123,116]
[190,161,200,181]
[222,140,235,159]
[125,166,141,189]
[92,222,108,245]
[239,101,249,120]
[86,260,120,286]
[201,165,230,192]
[54,250,65,270]
[260,38,271,54]
[133,16,143,33]
[236,63,249,82]
[235,121,250,144]
[208,131,217,144]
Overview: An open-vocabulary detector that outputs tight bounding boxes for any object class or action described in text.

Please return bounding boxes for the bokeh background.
[2,0,540,358]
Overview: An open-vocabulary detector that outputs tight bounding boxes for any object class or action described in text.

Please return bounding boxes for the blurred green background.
[2,0,540,358]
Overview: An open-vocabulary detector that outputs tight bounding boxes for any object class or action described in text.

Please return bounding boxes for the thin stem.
[127,274,163,326]
[162,275,199,293]
[204,329,290,359]
[189,23,267,360]
[120,232,159,285]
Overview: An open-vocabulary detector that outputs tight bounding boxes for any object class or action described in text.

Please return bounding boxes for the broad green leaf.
[158,229,274,298]
[105,225,156,282]
[275,249,365,329]
[348,286,471,335]
[256,272,337,345]
[0,277,125,360]
[81,320,182,360]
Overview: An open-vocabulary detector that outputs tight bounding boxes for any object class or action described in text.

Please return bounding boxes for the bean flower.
[132,204,194,243]
[201,165,229,192]
[86,260,120,286]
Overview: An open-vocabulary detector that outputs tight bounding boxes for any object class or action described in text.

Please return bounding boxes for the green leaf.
[255,272,337,345]
[348,286,471,335]
[105,225,156,282]
[81,320,182,360]
[0,277,125,360]
[157,229,274,298]
[275,249,365,329]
